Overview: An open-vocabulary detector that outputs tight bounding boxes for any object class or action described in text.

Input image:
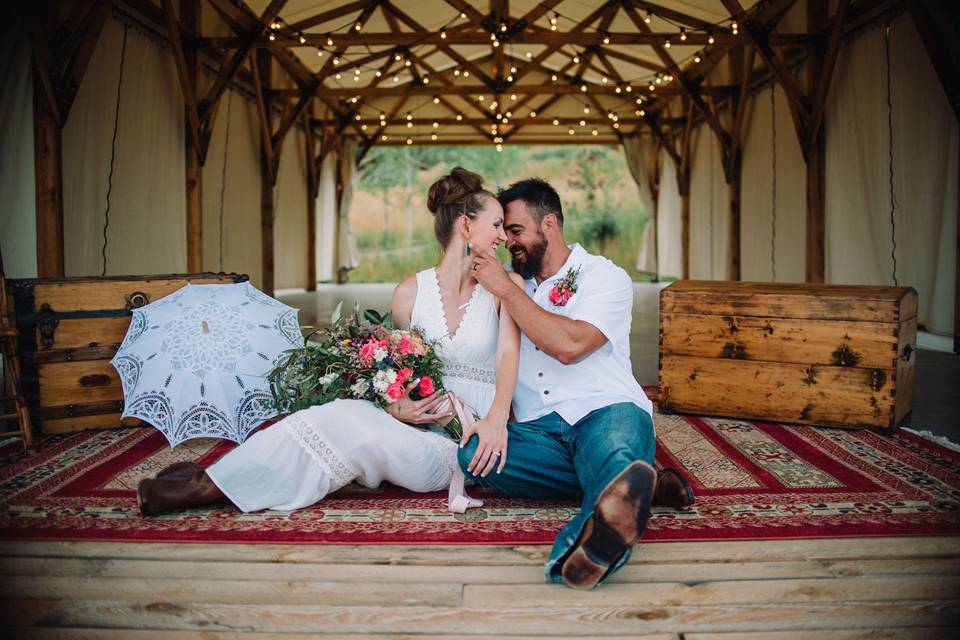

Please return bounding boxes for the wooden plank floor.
[2,537,958,638]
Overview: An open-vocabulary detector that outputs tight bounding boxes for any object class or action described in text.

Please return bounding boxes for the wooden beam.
[58,0,111,121]
[32,68,64,278]
[161,0,204,164]
[807,0,850,154]
[257,49,275,297]
[628,1,717,31]
[909,0,960,123]
[182,0,202,272]
[282,83,730,100]
[623,2,731,152]
[956,155,959,353]
[200,0,288,122]
[805,0,827,284]
[250,57,275,184]
[287,0,369,32]
[25,6,64,129]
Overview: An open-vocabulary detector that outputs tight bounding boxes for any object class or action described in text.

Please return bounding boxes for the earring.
[465,241,470,256]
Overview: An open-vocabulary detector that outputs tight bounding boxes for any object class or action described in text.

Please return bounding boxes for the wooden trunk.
[7,273,247,435]
[658,281,917,431]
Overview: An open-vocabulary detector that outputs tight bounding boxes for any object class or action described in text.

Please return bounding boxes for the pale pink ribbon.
[436,394,484,514]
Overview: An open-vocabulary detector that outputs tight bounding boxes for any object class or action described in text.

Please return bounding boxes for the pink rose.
[398,335,413,355]
[396,367,414,383]
[359,341,377,363]
[418,376,435,396]
[386,382,405,400]
[549,287,562,305]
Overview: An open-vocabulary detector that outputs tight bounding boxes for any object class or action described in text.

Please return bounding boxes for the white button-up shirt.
[512,244,653,425]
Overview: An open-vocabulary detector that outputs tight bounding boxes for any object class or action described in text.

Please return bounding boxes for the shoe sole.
[562,461,657,590]
[156,461,203,482]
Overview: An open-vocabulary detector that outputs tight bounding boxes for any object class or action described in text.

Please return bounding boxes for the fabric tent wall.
[201,87,262,288]
[688,125,728,279]
[740,84,807,282]
[274,127,309,290]
[622,135,658,275]
[62,15,186,277]
[825,14,956,335]
[316,152,337,282]
[0,17,37,278]
[655,148,683,280]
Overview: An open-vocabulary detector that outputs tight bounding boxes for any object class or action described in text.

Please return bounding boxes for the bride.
[137,167,523,516]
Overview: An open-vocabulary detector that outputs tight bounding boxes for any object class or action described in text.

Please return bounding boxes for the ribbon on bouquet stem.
[444,393,484,514]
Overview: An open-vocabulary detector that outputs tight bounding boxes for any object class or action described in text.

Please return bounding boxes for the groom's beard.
[510,235,547,280]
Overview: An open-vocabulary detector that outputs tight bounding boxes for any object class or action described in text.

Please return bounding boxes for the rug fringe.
[903,428,960,452]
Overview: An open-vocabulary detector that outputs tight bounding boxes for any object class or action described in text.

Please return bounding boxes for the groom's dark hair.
[497,178,564,228]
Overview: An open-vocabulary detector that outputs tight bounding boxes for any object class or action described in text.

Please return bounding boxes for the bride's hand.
[385,380,449,425]
[461,413,508,477]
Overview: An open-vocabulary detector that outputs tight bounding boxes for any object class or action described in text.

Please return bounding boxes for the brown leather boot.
[653,466,695,508]
[561,461,657,590]
[154,461,204,482]
[137,471,225,517]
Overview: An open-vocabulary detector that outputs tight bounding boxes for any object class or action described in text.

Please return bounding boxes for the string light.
[440,29,447,39]
[362,124,368,130]
[268,33,276,41]
[602,33,610,45]
[644,11,652,24]
[463,71,469,77]
[422,77,429,84]
[381,134,388,141]
[355,114,362,121]
[406,121,413,128]
[406,112,413,121]
[731,21,739,35]
[393,75,399,82]
[478,95,484,101]
[354,21,362,32]
[395,53,402,61]
[592,129,598,136]
[404,58,411,67]
[708,34,715,45]
[694,52,702,64]
[573,54,580,64]
[333,56,340,65]
[568,128,575,135]
[664,38,672,49]
[601,76,608,84]
[431,133,438,140]
[529,111,537,118]
[496,143,503,152]
[511,66,517,73]
[502,117,509,124]
[432,121,439,128]
[433,95,440,104]
[406,138,412,145]
[625,85,632,93]
[580,85,587,92]
[375,70,382,77]
[680,28,687,42]
[500,23,507,32]
[525,51,532,58]
[613,122,620,129]
[317,48,323,57]
[584,106,590,114]
[326,35,334,46]
[511,94,517,101]
[579,119,586,126]
[552,118,560,125]
[615,85,622,93]
[460,12,466,18]
[335,72,342,79]
[456,114,463,121]
[551,74,558,82]
[493,40,500,48]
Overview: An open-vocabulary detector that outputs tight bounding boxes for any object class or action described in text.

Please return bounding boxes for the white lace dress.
[206,268,499,512]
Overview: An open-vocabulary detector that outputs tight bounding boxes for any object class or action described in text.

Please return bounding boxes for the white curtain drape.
[275,127,309,290]
[622,135,658,276]
[0,16,36,278]
[316,151,337,282]
[656,148,684,280]
[825,14,957,335]
[337,136,360,272]
[62,16,186,276]
[741,84,807,282]
[201,88,262,287]
[688,126,728,279]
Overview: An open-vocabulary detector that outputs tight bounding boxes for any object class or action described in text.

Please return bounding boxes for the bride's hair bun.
[427,167,484,214]
[426,167,492,247]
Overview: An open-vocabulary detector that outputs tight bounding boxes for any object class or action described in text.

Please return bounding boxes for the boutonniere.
[548,266,580,307]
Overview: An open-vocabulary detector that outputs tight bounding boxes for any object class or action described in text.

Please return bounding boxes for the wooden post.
[955,156,959,353]
[304,111,317,292]
[727,159,742,281]
[257,49,275,296]
[182,0,202,272]
[804,0,828,283]
[678,167,691,280]
[32,68,64,278]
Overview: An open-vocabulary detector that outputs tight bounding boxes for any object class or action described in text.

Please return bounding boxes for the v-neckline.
[432,268,480,341]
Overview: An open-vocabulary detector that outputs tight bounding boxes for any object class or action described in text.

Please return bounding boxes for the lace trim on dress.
[443,363,496,385]
[418,430,458,481]
[431,267,483,342]
[284,412,358,489]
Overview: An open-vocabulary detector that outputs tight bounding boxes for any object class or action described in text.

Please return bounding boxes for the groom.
[462,178,693,589]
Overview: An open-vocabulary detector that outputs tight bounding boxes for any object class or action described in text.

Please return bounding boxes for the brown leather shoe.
[137,471,224,517]
[155,461,204,482]
[653,466,695,509]
[561,461,657,590]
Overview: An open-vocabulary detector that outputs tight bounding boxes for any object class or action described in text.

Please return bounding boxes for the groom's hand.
[470,250,512,297]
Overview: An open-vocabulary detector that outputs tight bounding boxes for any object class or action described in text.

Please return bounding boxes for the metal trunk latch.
[125,291,150,310]
[37,303,59,349]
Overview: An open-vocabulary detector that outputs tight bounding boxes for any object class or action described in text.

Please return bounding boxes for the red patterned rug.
[1,407,958,544]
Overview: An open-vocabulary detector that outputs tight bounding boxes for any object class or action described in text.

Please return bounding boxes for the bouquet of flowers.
[266,302,462,439]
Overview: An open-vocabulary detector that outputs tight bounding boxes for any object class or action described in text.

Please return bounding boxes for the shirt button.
[535,346,540,351]
[543,390,550,395]
[538,372,543,377]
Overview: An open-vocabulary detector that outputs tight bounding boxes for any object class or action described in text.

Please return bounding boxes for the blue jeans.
[457,402,656,585]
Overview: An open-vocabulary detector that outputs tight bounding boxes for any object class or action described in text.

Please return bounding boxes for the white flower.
[373,370,391,393]
[350,379,370,397]
[319,372,339,386]
[373,347,388,363]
